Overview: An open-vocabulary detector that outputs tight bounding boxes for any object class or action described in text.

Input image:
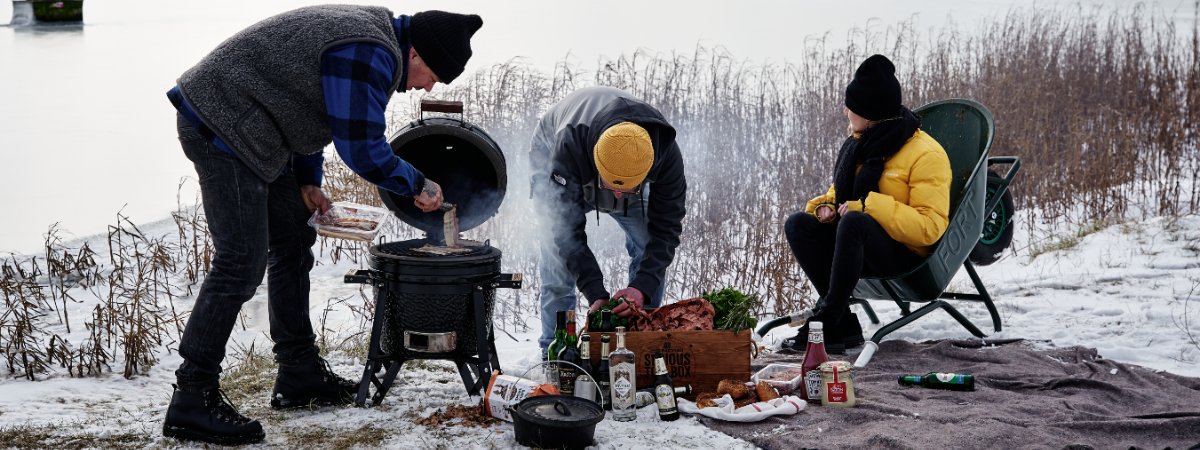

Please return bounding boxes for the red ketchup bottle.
[799,321,829,404]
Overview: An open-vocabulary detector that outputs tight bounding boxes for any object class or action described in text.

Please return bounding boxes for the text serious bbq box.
[583,316,752,400]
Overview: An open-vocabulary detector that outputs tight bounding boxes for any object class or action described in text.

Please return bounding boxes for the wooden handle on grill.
[421,100,463,114]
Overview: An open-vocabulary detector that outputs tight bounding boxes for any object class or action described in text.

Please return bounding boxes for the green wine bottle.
[897,372,975,391]
[546,310,567,389]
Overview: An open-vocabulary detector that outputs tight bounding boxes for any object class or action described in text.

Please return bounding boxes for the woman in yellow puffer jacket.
[784,54,952,353]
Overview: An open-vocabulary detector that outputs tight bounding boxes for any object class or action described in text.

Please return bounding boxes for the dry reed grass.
[2,2,1198,378]
[371,3,1200,321]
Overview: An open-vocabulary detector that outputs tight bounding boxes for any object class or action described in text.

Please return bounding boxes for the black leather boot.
[840,311,866,350]
[271,357,358,409]
[787,317,858,354]
[162,384,265,445]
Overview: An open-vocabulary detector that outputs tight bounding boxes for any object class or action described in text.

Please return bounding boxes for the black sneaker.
[271,357,358,409]
[162,384,265,445]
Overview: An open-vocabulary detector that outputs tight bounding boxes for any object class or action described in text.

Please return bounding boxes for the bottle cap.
[810,321,823,330]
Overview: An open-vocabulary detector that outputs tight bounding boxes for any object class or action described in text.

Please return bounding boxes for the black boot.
[840,311,866,350]
[271,357,358,409]
[786,323,811,351]
[162,384,265,445]
[787,317,859,354]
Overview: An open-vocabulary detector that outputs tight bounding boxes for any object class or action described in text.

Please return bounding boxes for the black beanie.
[844,54,902,121]
[410,10,483,84]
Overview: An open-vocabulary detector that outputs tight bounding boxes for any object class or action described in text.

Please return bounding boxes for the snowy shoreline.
[1,211,1198,448]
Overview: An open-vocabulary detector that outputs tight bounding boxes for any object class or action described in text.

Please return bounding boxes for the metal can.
[819,361,856,407]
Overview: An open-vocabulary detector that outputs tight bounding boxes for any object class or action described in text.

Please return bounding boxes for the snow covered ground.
[1,210,1199,448]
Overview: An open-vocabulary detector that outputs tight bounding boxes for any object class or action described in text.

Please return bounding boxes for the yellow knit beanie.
[593,122,654,189]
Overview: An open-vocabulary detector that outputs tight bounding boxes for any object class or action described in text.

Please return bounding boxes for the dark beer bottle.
[599,310,615,332]
[898,372,976,391]
[652,352,679,421]
[576,334,598,401]
[597,334,612,410]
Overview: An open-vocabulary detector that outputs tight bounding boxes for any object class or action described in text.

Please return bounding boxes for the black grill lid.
[380,105,507,237]
[514,395,605,426]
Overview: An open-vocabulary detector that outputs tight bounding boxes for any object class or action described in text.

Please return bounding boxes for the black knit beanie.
[410,10,483,84]
[844,54,902,121]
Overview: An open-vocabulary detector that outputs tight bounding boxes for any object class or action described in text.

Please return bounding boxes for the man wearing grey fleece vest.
[162,6,482,445]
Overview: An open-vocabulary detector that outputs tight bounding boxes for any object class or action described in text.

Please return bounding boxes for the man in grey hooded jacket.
[530,86,687,356]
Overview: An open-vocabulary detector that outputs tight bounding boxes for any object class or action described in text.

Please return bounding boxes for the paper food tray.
[308,202,390,242]
[752,363,806,395]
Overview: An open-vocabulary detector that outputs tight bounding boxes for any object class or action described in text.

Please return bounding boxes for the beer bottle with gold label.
[597,334,612,410]
[652,352,679,421]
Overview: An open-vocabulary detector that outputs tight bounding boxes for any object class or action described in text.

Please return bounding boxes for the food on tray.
[768,368,805,381]
[696,392,721,408]
[412,244,473,255]
[322,217,378,231]
[308,202,389,242]
[756,381,780,401]
[718,379,750,399]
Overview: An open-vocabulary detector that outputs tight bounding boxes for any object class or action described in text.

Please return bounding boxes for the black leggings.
[784,211,924,327]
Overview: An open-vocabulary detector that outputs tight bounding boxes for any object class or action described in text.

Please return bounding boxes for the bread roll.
[755,381,780,401]
[733,390,760,409]
[717,379,750,399]
[696,392,721,408]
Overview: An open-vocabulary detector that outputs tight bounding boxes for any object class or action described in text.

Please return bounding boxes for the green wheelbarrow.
[755,99,1021,366]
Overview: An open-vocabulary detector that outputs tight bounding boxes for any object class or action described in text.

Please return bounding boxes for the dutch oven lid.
[380,100,507,236]
[514,395,604,426]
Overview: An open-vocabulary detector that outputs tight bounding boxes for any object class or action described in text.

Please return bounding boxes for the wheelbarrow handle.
[984,156,1022,218]
[985,156,1022,187]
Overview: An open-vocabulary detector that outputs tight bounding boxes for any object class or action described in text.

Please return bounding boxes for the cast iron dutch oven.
[510,395,605,450]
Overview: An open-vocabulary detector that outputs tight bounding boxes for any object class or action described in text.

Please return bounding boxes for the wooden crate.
[582,326,752,400]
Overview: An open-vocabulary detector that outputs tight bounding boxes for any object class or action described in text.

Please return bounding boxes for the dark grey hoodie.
[529,86,687,302]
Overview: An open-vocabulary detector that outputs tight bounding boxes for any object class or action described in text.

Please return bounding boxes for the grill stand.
[346,270,521,406]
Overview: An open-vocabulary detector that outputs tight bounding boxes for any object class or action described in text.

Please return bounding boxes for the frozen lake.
[0,0,1173,254]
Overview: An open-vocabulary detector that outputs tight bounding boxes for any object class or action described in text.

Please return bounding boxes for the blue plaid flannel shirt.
[168,16,424,197]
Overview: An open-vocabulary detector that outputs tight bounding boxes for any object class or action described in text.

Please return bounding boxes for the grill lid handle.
[344,269,376,285]
[493,273,522,289]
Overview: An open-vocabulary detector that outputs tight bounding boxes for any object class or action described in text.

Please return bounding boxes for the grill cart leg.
[463,287,493,396]
[356,361,378,407]
[356,359,405,407]
[489,326,501,375]
[372,361,403,406]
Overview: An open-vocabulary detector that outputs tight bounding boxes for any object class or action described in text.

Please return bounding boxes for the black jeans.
[174,113,319,392]
[784,210,924,327]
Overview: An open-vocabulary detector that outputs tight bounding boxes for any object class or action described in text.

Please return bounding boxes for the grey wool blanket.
[697,339,1200,450]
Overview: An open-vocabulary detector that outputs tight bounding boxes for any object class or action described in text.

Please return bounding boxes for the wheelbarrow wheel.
[970,169,1015,266]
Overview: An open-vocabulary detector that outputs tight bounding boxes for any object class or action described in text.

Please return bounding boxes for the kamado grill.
[345,100,521,406]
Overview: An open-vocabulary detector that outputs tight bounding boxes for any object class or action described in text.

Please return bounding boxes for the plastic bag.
[307,202,390,242]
